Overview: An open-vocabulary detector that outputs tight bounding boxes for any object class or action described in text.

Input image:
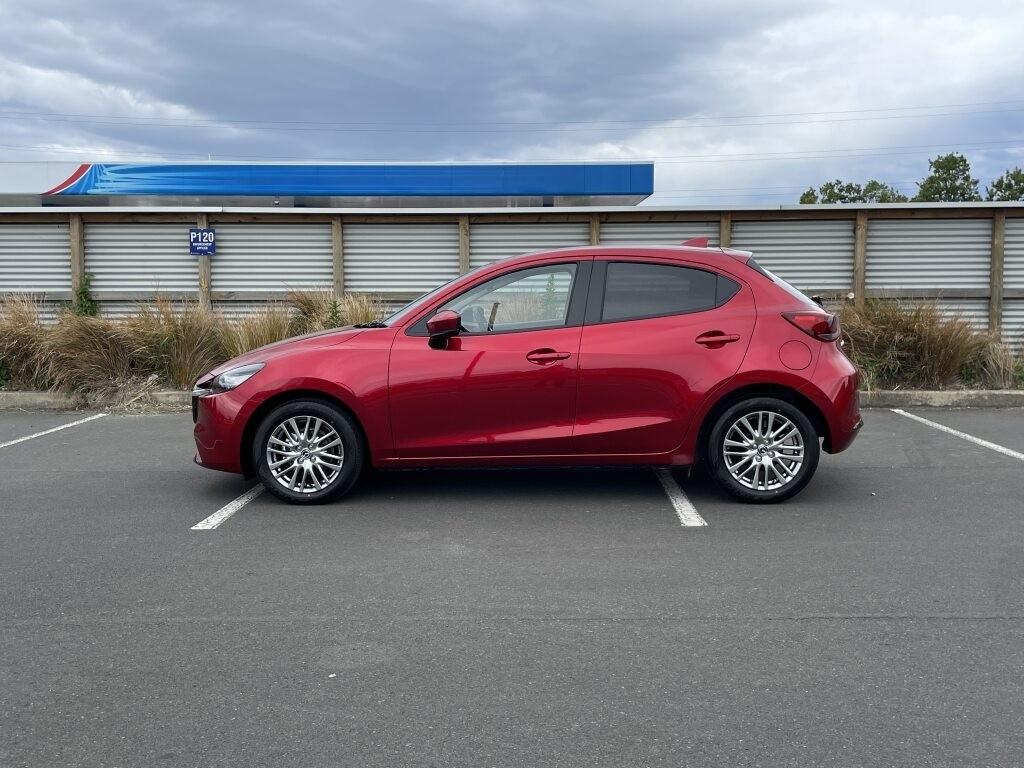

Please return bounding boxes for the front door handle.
[695,331,741,348]
[526,348,571,365]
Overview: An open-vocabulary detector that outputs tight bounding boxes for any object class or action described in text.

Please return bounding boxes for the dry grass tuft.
[838,299,1015,389]
[121,298,228,389]
[287,289,385,335]
[0,295,52,389]
[44,311,137,398]
[221,304,293,359]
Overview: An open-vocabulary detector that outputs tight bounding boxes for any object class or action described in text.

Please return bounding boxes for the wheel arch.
[239,389,370,478]
[693,382,831,465]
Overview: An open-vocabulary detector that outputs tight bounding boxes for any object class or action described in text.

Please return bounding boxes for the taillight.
[782,310,840,342]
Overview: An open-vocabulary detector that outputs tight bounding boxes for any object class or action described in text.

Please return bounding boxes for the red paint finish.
[193,245,861,477]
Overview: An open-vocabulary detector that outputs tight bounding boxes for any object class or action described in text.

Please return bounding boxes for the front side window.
[439,263,577,333]
[600,262,734,322]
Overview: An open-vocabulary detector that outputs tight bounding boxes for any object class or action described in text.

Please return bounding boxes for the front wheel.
[254,399,364,504]
[707,397,820,503]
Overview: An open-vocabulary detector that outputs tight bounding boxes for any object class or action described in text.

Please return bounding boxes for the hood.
[203,326,366,380]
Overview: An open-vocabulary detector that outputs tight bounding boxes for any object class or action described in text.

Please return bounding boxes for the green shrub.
[71,273,99,317]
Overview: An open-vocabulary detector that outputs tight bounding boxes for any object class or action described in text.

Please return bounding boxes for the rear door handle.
[526,348,571,365]
[695,331,741,348]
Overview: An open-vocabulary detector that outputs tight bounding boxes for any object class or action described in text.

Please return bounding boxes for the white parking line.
[891,408,1024,462]
[190,485,264,530]
[0,412,108,450]
[655,469,708,527]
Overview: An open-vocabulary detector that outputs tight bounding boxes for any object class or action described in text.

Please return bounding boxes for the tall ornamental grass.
[0,289,386,395]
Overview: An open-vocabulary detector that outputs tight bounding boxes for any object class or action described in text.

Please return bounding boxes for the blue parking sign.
[189,228,216,255]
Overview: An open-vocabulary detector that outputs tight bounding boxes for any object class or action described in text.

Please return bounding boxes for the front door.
[389,261,590,459]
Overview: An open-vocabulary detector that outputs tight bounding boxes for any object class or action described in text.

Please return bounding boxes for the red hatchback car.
[193,242,861,504]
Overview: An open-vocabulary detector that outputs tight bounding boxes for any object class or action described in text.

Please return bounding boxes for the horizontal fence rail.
[1,205,1023,350]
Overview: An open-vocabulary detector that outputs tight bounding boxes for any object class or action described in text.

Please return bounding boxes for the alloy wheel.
[722,410,804,491]
[266,415,344,494]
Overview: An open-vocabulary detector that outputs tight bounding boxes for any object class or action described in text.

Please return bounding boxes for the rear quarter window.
[600,262,739,322]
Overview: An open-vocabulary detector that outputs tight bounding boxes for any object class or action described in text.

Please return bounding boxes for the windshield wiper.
[353,321,388,328]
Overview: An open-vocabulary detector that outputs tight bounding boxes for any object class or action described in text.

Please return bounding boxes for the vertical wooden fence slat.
[332,216,344,297]
[196,214,211,310]
[853,210,868,309]
[69,213,84,295]
[719,212,731,248]
[458,215,471,274]
[589,214,601,245]
[990,210,1005,335]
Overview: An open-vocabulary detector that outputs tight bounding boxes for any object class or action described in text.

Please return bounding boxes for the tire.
[706,397,820,504]
[253,399,365,504]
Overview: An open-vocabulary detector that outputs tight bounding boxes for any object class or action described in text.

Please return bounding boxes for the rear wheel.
[254,399,364,504]
[707,397,819,503]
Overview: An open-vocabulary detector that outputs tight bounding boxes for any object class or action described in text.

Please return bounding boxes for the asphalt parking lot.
[1,407,1023,767]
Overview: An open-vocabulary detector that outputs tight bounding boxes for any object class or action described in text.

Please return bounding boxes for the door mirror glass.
[426,309,461,348]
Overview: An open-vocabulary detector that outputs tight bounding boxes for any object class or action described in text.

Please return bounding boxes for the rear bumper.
[803,346,862,454]
[192,391,247,474]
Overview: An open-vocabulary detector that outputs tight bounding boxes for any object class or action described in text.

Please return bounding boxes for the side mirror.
[426,309,461,349]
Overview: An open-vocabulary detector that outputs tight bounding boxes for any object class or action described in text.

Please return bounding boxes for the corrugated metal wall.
[865,219,992,290]
[600,221,718,246]
[1003,301,1024,352]
[1005,218,1024,291]
[934,299,989,332]
[212,224,332,294]
[730,220,854,291]
[85,224,197,293]
[0,224,71,294]
[470,223,589,269]
[345,224,459,293]
[1002,219,1024,350]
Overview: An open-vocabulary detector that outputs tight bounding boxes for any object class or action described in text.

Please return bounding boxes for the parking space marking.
[654,469,708,527]
[891,408,1024,462]
[190,485,264,530]
[0,412,108,450]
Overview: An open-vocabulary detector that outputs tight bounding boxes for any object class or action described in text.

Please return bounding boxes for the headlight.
[193,362,265,396]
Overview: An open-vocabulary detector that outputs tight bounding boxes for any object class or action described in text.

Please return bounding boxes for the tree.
[861,180,908,203]
[985,167,1024,201]
[799,179,908,204]
[913,153,981,202]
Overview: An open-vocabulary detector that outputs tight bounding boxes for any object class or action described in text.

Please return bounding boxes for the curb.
[2,389,1023,411]
[0,389,190,411]
[858,390,1024,407]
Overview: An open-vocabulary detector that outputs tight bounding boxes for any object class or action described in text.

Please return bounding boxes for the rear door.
[572,257,756,456]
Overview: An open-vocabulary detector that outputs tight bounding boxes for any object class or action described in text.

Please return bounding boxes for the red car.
[192,242,861,504]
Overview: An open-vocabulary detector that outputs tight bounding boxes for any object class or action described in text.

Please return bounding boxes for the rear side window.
[600,262,738,322]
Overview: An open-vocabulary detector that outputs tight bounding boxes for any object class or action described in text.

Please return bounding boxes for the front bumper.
[192,390,248,474]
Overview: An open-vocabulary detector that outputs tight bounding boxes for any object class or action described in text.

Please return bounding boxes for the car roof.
[494,244,752,269]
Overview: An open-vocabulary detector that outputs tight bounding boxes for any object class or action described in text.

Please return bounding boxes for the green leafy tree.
[818,180,865,203]
[799,187,819,204]
[913,153,981,202]
[985,167,1024,201]
[799,179,908,204]
[862,180,909,203]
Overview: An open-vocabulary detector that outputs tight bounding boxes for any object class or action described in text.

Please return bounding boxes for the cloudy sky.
[1,0,1023,204]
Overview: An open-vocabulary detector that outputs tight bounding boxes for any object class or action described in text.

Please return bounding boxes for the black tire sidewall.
[708,397,820,503]
[254,399,364,504]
